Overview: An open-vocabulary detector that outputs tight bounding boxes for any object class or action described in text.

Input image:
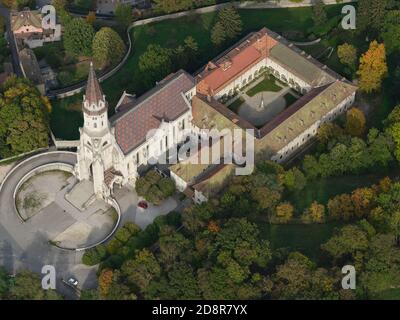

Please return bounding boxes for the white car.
[67,277,79,287]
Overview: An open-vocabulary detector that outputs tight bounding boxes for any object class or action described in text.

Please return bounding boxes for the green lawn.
[51,4,346,139]
[373,288,400,300]
[51,94,83,140]
[288,168,399,213]
[258,222,343,261]
[246,76,282,97]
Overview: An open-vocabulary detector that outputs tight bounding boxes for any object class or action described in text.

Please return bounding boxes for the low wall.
[13,162,75,222]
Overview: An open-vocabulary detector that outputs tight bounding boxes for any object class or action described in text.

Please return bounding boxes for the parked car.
[67,277,79,287]
[138,201,148,209]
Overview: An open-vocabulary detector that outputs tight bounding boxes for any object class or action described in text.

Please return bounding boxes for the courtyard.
[16,171,118,250]
[226,74,299,128]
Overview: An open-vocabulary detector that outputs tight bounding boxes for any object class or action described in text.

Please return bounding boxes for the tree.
[173,36,199,70]
[351,187,376,218]
[274,202,294,224]
[135,170,176,204]
[282,167,306,192]
[52,0,72,25]
[312,0,328,26]
[121,249,161,293]
[272,252,337,300]
[8,270,62,300]
[63,18,95,57]
[147,262,200,299]
[345,108,366,137]
[357,41,388,93]
[218,6,242,40]
[92,27,126,68]
[115,3,133,28]
[158,226,191,267]
[382,11,400,54]
[98,269,114,298]
[357,0,389,34]
[153,0,193,14]
[337,43,358,69]
[211,21,226,47]
[0,76,50,158]
[302,154,320,179]
[182,202,214,233]
[2,0,30,9]
[86,11,96,25]
[317,122,345,145]
[138,44,172,87]
[301,202,325,224]
[327,193,355,221]
[321,225,369,260]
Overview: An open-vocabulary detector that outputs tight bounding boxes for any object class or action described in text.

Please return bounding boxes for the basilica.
[74,27,357,202]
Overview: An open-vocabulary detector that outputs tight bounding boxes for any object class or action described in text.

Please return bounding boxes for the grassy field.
[288,168,399,213]
[258,222,344,261]
[51,4,346,139]
[246,76,281,97]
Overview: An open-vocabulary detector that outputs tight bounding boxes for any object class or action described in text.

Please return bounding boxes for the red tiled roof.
[202,45,262,93]
[111,70,195,155]
[104,167,122,187]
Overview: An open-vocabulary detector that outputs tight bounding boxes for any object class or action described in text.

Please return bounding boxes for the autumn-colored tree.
[327,194,355,221]
[351,187,376,218]
[378,177,392,193]
[274,202,294,224]
[337,43,358,69]
[357,41,388,93]
[301,202,325,224]
[86,11,96,25]
[207,220,220,233]
[317,122,345,145]
[345,108,366,137]
[98,269,114,298]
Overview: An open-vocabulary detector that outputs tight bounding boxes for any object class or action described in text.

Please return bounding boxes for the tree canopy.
[0,76,50,158]
[92,27,126,69]
[63,18,95,57]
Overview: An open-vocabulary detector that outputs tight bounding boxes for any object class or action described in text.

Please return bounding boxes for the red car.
[138,201,148,209]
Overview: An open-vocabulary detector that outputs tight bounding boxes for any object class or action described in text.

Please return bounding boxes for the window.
[94,122,97,128]
[136,152,139,164]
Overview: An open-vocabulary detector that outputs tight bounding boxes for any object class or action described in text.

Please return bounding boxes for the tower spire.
[85,61,104,105]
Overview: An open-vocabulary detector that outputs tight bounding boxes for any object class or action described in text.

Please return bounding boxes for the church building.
[74,27,357,202]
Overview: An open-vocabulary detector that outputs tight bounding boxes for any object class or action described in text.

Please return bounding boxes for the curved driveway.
[0,151,97,299]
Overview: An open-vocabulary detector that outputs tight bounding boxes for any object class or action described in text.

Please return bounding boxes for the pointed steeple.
[85,61,104,105]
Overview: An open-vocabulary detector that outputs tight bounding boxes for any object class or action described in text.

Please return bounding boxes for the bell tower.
[82,61,108,134]
[75,62,114,198]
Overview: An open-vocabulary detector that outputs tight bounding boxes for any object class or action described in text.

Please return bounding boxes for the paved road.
[0,152,97,299]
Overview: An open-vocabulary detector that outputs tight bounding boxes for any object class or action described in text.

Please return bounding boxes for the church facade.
[74,27,357,201]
